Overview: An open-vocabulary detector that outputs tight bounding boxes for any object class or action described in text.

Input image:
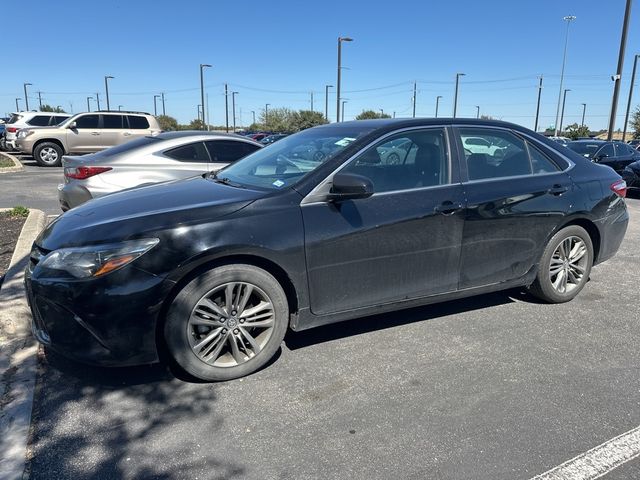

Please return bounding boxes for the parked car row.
[566,139,640,174]
[0,111,72,151]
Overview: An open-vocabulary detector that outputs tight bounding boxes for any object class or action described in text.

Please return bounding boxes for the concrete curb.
[0,209,46,480]
[0,152,25,174]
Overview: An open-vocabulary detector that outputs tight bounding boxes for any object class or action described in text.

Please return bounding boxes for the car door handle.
[547,184,568,196]
[434,201,464,215]
[90,132,100,136]
[123,132,132,136]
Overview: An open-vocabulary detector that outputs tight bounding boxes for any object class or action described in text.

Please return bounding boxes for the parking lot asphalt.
[0,155,62,216]
[22,196,640,479]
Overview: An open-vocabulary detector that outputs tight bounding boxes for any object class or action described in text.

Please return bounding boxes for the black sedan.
[623,159,640,191]
[26,119,629,381]
[567,139,640,173]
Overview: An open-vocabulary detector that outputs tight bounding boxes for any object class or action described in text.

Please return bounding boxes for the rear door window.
[127,116,150,129]
[75,114,100,129]
[526,142,560,174]
[459,128,531,180]
[26,115,52,126]
[205,140,261,163]
[103,115,125,129]
[164,142,210,162]
[596,143,614,158]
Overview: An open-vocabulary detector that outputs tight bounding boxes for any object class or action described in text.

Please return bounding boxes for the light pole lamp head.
[200,64,212,68]
[339,37,353,42]
[24,82,32,86]
[456,73,466,78]
[563,15,576,22]
[327,84,334,88]
[105,75,114,80]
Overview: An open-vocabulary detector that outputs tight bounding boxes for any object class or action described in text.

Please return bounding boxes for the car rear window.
[567,142,601,158]
[26,115,52,127]
[127,116,150,129]
[8,114,22,124]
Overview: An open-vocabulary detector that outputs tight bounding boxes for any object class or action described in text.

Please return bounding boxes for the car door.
[66,114,101,152]
[205,140,261,171]
[455,126,573,289]
[161,141,212,178]
[593,143,617,171]
[126,115,152,141]
[100,114,128,149]
[301,127,465,315]
[613,142,639,172]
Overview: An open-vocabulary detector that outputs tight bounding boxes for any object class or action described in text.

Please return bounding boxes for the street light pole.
[325,85,333,121]
[559,89,571,133]
[118,105,123,111]
[104,75,114,111]
[224,83,229,132]
[607,0,633,141]
[199,64,212,131]
[86,97,92,112]
[581,103,587,126]
[153,95,160,116]
[435,95,442,118]
[95,93,101,110]
[622,54,639,142]
[37,91,43,109]
[161,92,166,116]
[310,91,314,112]
[232,91,238,132]
[534,75,543,132]
[23,83,32,110]
[251,110,256,124]
[15,98,21,111]
[336,36,353,122]
[341,100,347,121]
[197,104,202,123]
[412,81,417,118]
[554,15,576,136]
[475,105,480,119]
[453,73,465,118]
[265,104,270,129]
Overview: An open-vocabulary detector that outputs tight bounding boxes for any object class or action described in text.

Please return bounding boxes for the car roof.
[155,130,257,141]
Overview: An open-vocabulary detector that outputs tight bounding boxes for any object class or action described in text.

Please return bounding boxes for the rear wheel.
[529,225,593,303]
[33,142,63,167]
[164,264,289,381]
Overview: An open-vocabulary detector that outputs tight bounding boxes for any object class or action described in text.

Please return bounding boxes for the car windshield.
[567,142,602,158]
[95,136,162,157]
[215,126,375,190]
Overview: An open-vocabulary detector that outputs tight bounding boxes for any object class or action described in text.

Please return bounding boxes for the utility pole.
[559,89,571,133]
[104,75,114,111]
[23,83,32,110]
[153,95,160,116]
[310,91,314,112]
[623,54,639,142]
[251,110,256,124]
[475,105,480,119]
[336,36,353,122]
[224,83,229,132]
[341,100,347,121]
[325,85,333,121]
[15,98,21,111]
[554,15,576,136]
[412,81,417,118]
[86,97,92,112]
[232,91,238,132]
[37,91,43,109]
[95,93,101,110]
[161,92,166,116]
[199,63,212,131]
[435,95,442,118]
[581,103,587,126]
[197,104,202,123]
[607,0,633,140]
[534,75,543,132]
[265,104,270,129]
[118,105,123,111]
[453,73,465,118]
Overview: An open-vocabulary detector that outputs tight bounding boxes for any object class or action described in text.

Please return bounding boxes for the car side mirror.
[327,172,374,202]
[68,121,77,129]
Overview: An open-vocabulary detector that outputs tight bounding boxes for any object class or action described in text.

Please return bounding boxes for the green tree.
[355,110,392,120]
[259,107,296,133]
[182,118,204,130]
[630,105,640,138]
[564,123,591,140]
[156,115,178,131]
[291,110,328,131]
[40,104,66,113]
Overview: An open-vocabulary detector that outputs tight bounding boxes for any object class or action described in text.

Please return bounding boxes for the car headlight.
[38,238,159,279]
[17,129,34,139]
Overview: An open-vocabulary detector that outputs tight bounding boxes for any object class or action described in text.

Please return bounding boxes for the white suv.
[1,111,72,150]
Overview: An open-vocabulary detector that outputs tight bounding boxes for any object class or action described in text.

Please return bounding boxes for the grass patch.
[0,155,13,168]
[7,206,29,218]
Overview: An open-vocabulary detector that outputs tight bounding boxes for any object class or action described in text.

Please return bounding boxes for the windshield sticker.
[334,137,356,147]
[272,179,285,188]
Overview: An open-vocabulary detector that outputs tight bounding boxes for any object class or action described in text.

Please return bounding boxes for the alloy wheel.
[187,282,275,367]
[548,235,588,294]
[40,147,58,164]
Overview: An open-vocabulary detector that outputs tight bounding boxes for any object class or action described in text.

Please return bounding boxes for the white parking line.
[530,425,640,480]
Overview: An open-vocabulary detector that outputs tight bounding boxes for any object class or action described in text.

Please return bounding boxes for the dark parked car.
[26,119,628,381]
[628,139,640,150]
[260,134,288,145]
[567,139,640,173]
[622,160,640,191]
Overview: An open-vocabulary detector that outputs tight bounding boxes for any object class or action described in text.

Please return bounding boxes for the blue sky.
[2,0,639,131]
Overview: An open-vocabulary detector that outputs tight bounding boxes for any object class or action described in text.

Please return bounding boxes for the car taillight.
[610,179,627,198]
[65,166,112,180]
[6,127,17,133]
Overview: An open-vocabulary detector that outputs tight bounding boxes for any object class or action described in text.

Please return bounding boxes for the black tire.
[33,141,64,167]
[528,225,593,303]
[164,264,289,381]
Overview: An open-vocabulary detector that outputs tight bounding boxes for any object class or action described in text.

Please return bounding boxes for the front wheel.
[528,225,593,303]
[164,264,289,381]
[33,142,63,167]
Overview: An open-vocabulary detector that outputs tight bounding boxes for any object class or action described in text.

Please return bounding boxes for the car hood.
[37,176,265,250]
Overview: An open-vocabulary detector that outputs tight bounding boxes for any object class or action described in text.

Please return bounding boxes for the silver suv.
[15,111,160,166]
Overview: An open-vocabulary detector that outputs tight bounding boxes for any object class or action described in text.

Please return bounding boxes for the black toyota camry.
[25,118,629,381]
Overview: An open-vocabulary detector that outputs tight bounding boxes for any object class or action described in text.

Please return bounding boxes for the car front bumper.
[15,137,35,154]
[25,247,175,366]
